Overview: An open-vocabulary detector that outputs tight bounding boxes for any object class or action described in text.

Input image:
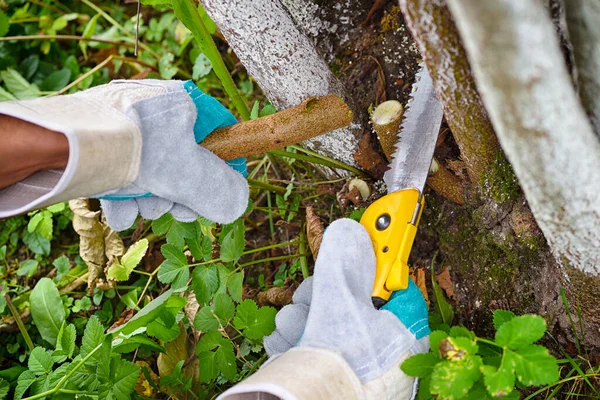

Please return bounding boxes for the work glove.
[97,80,248,231]
[219,218,430,400]
[0,79,249,229]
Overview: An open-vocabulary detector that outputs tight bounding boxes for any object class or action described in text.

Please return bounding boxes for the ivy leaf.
[227,272,244,303]
[0,377,9,400]
[493,310,517,330]
[158,243,189,288]
[191,265,219,305]
[0,10,9,37]
[220,219,245,263]
[28,347,53,376]
[107,239,149,281]
[30,278,65,346]
[510,345,559,386]
[233,300,276,340]
[430,356,482,399]
[495,315,546,350]
[0,69,40,99]
[482,352,516,398]
[14,370,36,400]
[401,353,440,378]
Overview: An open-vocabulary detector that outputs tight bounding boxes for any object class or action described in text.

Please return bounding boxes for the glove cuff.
[217,347,415,400]
[0,87,141,218]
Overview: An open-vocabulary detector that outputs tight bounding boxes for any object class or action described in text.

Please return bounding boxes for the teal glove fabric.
[382,279,431,339]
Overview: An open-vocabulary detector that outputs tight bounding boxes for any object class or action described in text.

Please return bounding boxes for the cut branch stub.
[202,95,353,160]
[427,158,465,205]
[399,0,500,185]
[371,100,404,162]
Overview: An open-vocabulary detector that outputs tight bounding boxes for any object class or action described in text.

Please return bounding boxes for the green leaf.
[14,370,36,400]
[495,315,546,350]
[1,69,41,99]
[213,293,235,322]
[188,234,212,261]
[449,326,476,340]
[28,347,53,375]
[194,306,219,332]
[53,255,70,280]
[193,53,212,80]
[191,265,219,305]
[159,52,178,79]
[19,55,40,80]
[53,323,76,362]
[0,10,9,37]
[27,212,43,233]
[152,214,197,249]
[80,13,100,58]
[110,359,141,399]
[107,239,148,281]
[430,356,482,399]
[448,337,479,358]
[194,294,235,332]
[196,331,222,352]
[482,352,516,398]
[72,296,92,312]
[23,230,50,256]
[215,339,237,381]
[511,345,559,386]
[0,86,16,101]
[250,101,260,120]
[81,315,106,359]
[197,3,217,34]
[260,103,277,117]
[227,272,244,303]
[0,377,9,400]
[429,330,449,357]
[16,259,38,278]
[36,211,53,240]
[233,300,276,340]
[30,278,65,346]
[40,68,71,92]
[158,243,189,288]
[432,262,454,326]
[63,55,80,79]
[220,219,245,262]
[401,353,440,378]
[112,334,166,354]
[197,351,217,382]
[493,310,517,331]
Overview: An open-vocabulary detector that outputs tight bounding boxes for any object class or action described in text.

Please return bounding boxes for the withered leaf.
[435,266,455,300]
[305,206,324,259]
[157,321,198,399]
[410,268,429,306]
[257,287,293,307]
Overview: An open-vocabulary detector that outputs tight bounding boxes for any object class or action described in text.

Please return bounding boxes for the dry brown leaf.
[157,321,198,399]
[410,268,429,306]
[306,206,324,259]
[69,199,124,292]
[435,266,455,300]
[135,361,159,398]
[257,287,293,307]
[184,291,201,340]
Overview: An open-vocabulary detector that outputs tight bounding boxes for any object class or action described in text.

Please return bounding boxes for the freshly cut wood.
[202,95,353,160]
[371,100,403,162]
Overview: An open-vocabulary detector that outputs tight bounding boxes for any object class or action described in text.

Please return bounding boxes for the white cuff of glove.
[217,347,415,400]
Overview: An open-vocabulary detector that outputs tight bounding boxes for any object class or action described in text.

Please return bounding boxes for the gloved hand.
[97,80,248,231]
[220,219,430,400]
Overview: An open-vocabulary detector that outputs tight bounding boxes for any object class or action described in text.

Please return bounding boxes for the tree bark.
[201,0,361,167]
[447,0,600,276]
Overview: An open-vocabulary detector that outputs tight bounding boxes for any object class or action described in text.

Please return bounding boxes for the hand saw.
[360,66,444,308]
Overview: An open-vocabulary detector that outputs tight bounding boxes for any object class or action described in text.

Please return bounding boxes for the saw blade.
[383,66,444,195]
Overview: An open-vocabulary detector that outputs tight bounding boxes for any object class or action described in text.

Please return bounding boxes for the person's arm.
[0,114,68,190]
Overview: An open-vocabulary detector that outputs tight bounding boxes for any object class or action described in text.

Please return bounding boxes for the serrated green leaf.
[482,352,516,398]
[0,10,9,37]
[233,300,276,339]
[40,68,71,91]
[153,214,197,249]
[196,331,222,353]
[191,265,219,305]
[449,326,475,340]
[220,219,245,263]
[464,380,495,400]
[28,347,53,375]
[227,272,244,303]
[215,340,237,381]
[430,356,482,399]
[197,351,217,382]
[158,243,189,288]
[213,293,235,322]
[429,330,449,357]
[495,315,546,350]
[0,377,9,400]
[107,239,148,281]
[111,359,141,399]
[493,310,517,331]
[511,345,559,386]
[16,259,38,278]
[72,296,92,313]
[36,211,53,240]
[401,352,440,378]
[30,278,65,346]
[14,370,36,400]
[188,234,212,261]
[81,315,106,360]
[53,323,76,362]
[448,337,479,357]
[1,69,40,99]
[194,306,219,332]
[27,213,43,233]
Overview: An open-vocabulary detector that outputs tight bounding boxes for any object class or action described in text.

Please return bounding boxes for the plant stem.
[248,178,287,195]
[0,34,135,47]
[298,229,310,279]
[1,284,34,351]
[23,342,103,400]
[238,254,307,268]
[172,0,250,120]
[48,55,114,97]
[273,147,368,178]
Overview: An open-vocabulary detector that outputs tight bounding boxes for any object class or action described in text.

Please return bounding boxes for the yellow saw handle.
[360,188,424,303]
